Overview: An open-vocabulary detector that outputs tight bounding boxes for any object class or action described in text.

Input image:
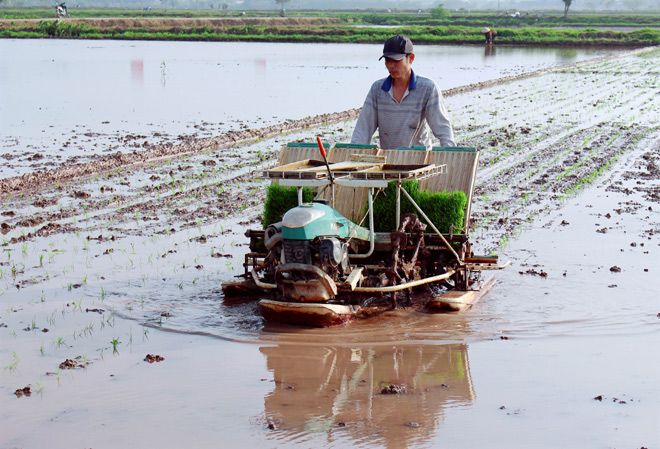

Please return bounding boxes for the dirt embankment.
[0,17,340,30]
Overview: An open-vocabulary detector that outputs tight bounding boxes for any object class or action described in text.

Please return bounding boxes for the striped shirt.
[351,71,455,149]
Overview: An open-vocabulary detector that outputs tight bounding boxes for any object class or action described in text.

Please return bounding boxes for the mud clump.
[33,197,58,208]
[266,417,280,430]
[14,386,32,398]
[211,252,231,258]
[16,216,44,227]
[72,190,91,199]
[610,265,622,273]
[59,359,81,370]
[519,267,548,277]
[85,308,105,314]
[144,354,165,363]
[380,384,408,395]
[58,356,89,370]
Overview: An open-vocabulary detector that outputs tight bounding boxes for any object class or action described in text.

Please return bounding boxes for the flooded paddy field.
[0,39,619,179]
[0,46,659,448]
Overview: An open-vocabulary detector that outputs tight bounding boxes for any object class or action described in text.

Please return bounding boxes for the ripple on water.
[96,272,660,347]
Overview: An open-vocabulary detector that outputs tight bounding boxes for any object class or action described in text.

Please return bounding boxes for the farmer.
[482,27,497,45]
[351,35,455,149]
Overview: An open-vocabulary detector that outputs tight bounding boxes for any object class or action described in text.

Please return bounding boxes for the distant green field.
[2,21,657,46]
[1,8,658,46]
[1,7,659,28]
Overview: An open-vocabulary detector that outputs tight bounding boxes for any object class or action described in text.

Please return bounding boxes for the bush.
[430,4,450,19]
[372,180,467,233]
[262,184,315,226]
[38,20,94,38]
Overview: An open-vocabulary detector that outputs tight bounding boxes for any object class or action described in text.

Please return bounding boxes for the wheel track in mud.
[471,124,659,253]
[458,58,656,151]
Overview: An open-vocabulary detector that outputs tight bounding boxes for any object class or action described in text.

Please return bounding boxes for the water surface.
[0,39,619,178]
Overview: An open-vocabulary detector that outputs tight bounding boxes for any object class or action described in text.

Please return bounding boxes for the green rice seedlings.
[4,352,19,372]
[111,337,120,354]
[54,336,66,349]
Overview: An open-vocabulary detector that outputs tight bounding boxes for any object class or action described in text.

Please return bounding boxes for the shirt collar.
[381,69,417,92]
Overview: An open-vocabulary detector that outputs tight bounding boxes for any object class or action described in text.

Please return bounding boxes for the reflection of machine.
[260,343,474,446]
[55,2,68,18]
[223,139,509,326]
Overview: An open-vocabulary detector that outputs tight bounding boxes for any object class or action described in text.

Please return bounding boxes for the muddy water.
[1,49,658,448]
[0,39,617,178]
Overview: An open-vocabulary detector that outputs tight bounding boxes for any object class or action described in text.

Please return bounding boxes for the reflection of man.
[351,35,455,149]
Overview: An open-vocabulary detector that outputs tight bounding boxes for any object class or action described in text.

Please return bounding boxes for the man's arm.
[351,86,378,144]
[426,83,455,147]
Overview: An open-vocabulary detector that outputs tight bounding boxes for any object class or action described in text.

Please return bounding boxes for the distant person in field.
[482,27,497,45]
[351,35,455,149]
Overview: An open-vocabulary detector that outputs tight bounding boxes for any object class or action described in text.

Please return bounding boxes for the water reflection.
[484,45,496,58]
[160,60,167,87]
[260,343,474,448]
[1,40,618,146]
[555,48,578,62]
[130,58,144,85]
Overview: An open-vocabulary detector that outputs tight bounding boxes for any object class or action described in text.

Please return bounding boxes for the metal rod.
[349,187,375,259]
[297,186,303,205]
[399,187,463,265]
[251,269,276,289]
[396,180,401,230]
[353,270,455,293]
[331,183,335,208]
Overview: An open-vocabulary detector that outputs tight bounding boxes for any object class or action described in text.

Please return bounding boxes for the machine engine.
[282,237,350,278]
[263,202,369,303]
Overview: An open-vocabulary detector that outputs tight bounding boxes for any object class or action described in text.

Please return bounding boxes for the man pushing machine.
[351,35,456,150]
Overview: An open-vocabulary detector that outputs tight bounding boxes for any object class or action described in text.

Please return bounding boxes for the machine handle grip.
[316,135,327,159]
